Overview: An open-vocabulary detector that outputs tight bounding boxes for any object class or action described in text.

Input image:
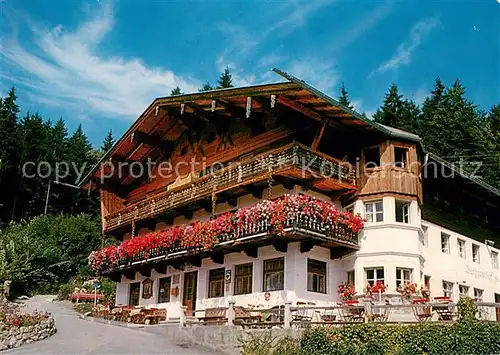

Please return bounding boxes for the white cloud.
[371,17,439,76]
[0,2,200,120]
[330,2,393,53]
[258,54,287,68]
[262,0,334,37]
[286,58,339,92]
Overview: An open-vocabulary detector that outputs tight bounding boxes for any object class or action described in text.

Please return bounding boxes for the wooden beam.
[184,102,212,123]
[131,131,175,156]
[171,261,185,271]
[188,256,202,268]
[272,240,288,253]
[123,270,136,280]
[155,263,168,275]
[211,253,224,265]
[109,272,122,283]
[93,178,129,199]
[139,266,152,278]
[311,120,327,151]
[273,176,296,190]
[243,185,264,199]
[277,96,322,121]
[330,247,350,260]
[159,214,174,226]
[242,245,258,258]
[300,240,316,254]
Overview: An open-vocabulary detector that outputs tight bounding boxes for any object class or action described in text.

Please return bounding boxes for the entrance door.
[495,294,500,321]
[129,282,140,306]
[183,271,198,316]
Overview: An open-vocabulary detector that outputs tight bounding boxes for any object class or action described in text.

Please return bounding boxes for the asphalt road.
[5,296,212,355]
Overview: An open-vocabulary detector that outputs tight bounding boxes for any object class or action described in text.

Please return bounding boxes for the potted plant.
[366,281,387,303]
[396,281,418,302]
[338,281,356,302]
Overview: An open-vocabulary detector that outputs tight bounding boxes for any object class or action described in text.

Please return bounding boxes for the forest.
[0,68,499,295]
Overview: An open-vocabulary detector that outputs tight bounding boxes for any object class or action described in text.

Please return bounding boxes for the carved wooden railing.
[112,213,359,271]
[104,143,356,231]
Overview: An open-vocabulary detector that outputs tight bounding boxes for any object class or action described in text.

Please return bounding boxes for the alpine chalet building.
[81,69,500,320]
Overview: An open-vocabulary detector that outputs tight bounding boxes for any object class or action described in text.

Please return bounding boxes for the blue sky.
[1,0,499,147]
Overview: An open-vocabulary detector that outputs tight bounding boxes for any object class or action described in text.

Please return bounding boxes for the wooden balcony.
[103,143,356,232]
[103,212,360,276]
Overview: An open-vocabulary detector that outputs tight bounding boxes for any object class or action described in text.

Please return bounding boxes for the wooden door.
[129,282,140,306]
[183,272,198,316]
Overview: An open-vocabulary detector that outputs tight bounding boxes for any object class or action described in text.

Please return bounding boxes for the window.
[421,225,429,247]
[365,268,384,286]
[441,233,450,254]
[492,251,498,269]
[458,239,466,259]
[364,146,380,168]
[234,263,253,295]
[396,268,412,287]
[395,200,410,223]
[129,283,140,306]
[158,277,171,303]
[263,258,284,292]
[459,285,469,298]
[365,201,383,223]
[424,275,431,288]
[347,270,355,286]
[307,259,327,294]
[442,281,454,298]
[472,244,480,264]
[474,288,484,300]
[394,147,409,169]
[208,268,225,298]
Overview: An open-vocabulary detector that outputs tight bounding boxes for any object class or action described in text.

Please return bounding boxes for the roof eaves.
[272,68,423,144]
[427,152,500,198]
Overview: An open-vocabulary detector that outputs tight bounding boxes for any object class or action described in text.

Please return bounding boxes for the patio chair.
[292,302,314,327]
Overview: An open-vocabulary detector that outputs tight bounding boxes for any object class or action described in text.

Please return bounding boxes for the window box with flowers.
[89,194,364,274]
[396,281,418,302]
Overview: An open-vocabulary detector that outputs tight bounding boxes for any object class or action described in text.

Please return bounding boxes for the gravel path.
[4,296,212,354]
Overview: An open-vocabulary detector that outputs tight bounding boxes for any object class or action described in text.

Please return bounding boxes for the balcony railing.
[104,143,356,231]
[114,214,359,272]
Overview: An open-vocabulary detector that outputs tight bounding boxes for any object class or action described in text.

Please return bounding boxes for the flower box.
[89,194,364,273]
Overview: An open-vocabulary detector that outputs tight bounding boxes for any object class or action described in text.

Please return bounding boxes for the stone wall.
[161,325,303,355]
[0,316,57,351]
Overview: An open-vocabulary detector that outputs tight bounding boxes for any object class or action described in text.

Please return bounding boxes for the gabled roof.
[78,68,499,202]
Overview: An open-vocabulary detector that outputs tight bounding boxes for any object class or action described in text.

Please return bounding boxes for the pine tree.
[216,67,234,89]
[101,130,115,152]
[483,105,500,188]
[0,87,20,222]
[338,83,353,109]
[373,84,421,133]
[199,82,214,92]
[170,86,182,96]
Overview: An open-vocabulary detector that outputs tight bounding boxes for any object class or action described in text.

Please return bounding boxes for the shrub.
[300,322,500,355]
[240,332,300,355]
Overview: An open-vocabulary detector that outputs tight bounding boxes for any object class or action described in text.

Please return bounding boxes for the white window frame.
[472,244,480,264]
[473,288,483,300]
[457,239,466,259]
[395,200,410,224]
[208,268,225,298]
[365,201,384,223]
[365,267,385,286]
[441,233,450,254]
[442,281,454,298]
[396,268,412,288]
[307,259,327,294]
[263,257,284,292]
[459,284,469,298]
[492,251,499,270]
